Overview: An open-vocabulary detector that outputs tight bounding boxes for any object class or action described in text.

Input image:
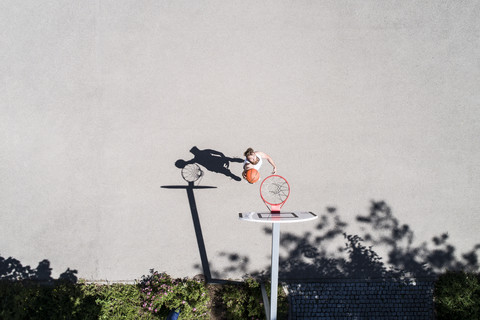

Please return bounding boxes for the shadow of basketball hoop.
[161,147,246,283]
[162,156,239,283]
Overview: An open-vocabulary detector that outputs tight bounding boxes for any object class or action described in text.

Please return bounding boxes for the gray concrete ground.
[1,1,479,282]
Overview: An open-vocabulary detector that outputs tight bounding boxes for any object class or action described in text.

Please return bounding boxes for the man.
[242,147,277,180]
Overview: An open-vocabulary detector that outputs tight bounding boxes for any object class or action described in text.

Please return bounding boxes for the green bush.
[1,273,291,320]
[139,270,209,319]
[0,280,155,319]
[0,280,101,320]
[82,282,150,319]
[435,271,480,320]
[221,278,288,320]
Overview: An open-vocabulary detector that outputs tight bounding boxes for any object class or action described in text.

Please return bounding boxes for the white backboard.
[239,211,318,224]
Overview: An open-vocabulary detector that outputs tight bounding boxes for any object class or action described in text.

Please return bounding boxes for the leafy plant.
[0,280,101,319]
[435,271,480,320]
[81,281,149,319]
[139,270,209,319]
[221,278,288,320]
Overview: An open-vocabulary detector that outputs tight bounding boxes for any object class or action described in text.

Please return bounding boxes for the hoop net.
[260,175,290,212]
[181,163,204,183]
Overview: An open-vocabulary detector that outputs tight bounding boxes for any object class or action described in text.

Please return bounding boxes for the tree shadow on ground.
[0,255,78,283]
[175,146,244,181]
[357,200,480,277]
[212,201,480,281]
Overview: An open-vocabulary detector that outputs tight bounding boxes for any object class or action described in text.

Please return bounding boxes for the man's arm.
[205,149,225,157]
[256,151,277,174]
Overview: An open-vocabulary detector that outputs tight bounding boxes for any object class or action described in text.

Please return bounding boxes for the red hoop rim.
[260,175,290,212]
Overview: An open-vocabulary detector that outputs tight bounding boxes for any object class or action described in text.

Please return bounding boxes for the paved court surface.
[1,1,479,282]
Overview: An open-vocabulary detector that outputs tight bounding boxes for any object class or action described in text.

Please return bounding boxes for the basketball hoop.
[239,174,316,320]
[260,175,290,213]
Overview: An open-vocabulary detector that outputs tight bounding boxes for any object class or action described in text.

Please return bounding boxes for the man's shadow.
[175,146,243,181]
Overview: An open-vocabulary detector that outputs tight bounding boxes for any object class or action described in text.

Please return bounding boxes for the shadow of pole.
[161,182,217,283]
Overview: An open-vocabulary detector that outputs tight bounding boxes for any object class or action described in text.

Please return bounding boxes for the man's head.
[244,148,259,164]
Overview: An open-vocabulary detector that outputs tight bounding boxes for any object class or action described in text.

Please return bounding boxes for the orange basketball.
[245,169,260,184]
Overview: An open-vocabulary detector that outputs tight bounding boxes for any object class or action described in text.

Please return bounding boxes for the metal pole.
[270,222,280,320]
[261,283,270,320]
